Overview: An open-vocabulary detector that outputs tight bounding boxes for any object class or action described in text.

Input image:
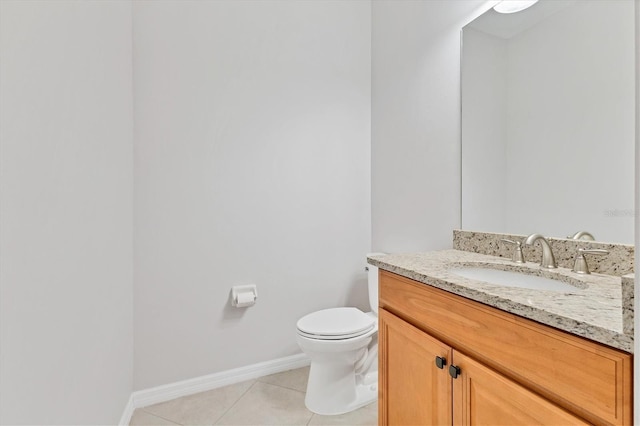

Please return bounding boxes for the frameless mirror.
[461,0,635,244]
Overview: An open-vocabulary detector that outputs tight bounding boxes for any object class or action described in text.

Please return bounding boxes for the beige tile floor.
[130,366,378,426]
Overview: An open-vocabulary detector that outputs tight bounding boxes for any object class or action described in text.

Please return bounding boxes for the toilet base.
[304,362,378,416]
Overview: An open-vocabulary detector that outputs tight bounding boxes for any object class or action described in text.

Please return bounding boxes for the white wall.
[0,1,133,424]
[133,0,371,390]
[371,0,490,252]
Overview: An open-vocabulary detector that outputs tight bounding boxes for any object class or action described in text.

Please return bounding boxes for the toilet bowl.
[296,257,382,415]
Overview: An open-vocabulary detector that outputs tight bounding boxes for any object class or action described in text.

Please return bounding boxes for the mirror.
[461,0,635,244]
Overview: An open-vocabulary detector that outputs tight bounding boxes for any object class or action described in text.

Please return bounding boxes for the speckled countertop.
[368,250,633,353]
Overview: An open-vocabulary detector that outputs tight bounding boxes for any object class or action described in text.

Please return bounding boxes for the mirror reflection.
[461,0,635,244]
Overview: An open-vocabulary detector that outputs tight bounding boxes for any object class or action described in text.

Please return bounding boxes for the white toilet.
[296,259,381,415]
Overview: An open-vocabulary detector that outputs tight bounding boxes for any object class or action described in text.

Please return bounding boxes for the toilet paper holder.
[231,284,257,308]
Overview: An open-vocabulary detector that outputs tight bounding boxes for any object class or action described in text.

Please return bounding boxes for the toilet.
[296,258,381,415]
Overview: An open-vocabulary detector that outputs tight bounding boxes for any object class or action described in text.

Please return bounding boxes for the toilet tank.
[366,253,385,316]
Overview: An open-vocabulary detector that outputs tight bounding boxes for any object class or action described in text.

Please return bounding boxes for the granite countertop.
[368,249,633,353]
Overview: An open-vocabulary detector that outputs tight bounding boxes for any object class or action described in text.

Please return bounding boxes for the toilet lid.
[296,307,375,339]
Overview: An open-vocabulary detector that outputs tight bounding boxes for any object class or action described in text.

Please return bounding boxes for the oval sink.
[449,267,582,292]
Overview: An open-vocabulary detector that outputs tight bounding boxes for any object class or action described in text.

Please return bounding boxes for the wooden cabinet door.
[379,309,452,426]
[452,351,589,425]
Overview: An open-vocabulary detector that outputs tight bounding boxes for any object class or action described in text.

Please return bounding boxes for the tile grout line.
[232,382,315,426]
[215,379,313,426]
[135,409,182,426]
[256,366,310,394]
[252,379,314,425]
[212,379,259,425]
[256,380,309,394]
[134,369,376,426]
[135,368,317,426]
[306,412,316,426]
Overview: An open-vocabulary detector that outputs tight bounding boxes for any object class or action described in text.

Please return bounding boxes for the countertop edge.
[369,256,634,353]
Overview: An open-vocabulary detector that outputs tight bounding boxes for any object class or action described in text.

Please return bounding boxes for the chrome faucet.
[523,233,557,268]
[500,239,525,263]
[572,248,608,274]
[567,231,595,241]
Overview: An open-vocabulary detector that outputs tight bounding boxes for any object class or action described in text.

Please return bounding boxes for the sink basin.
[449,267,582,292]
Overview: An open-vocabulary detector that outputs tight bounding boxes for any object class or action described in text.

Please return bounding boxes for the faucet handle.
[572,248,608,274]
[500,239,525,263]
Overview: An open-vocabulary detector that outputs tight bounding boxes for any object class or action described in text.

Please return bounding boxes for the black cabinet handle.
[435,356,446,369]
[449,365,460,379]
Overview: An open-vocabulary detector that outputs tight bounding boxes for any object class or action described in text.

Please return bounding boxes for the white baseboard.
[119,353,310,425]
[118,394,135,426]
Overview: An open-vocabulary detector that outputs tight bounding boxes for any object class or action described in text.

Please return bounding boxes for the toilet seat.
[296,307,375,340]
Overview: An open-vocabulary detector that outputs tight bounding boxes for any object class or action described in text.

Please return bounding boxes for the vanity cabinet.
[378,271,632,425]
[380,310,588,425]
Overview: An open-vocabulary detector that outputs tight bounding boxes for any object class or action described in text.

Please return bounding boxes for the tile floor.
[129,366,378,426]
